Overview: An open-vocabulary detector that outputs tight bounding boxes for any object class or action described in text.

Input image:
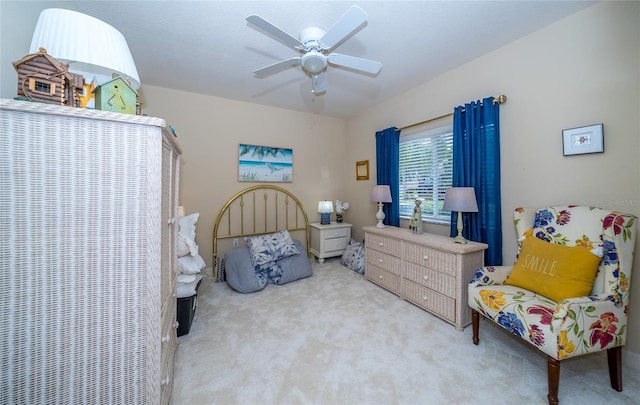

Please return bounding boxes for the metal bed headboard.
[212,185,310,280]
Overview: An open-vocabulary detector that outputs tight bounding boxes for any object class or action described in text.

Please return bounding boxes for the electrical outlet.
[233,238,239,247]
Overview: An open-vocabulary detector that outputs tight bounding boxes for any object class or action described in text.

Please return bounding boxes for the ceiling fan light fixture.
[301,50,327,74]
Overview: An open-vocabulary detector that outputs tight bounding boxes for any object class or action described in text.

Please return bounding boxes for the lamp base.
[453,234,468,244]
[453,211,467,244]
[375,202,386,228]
[320,212,331,225]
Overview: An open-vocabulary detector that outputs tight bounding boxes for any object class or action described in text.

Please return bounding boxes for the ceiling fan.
[246,5,382,95]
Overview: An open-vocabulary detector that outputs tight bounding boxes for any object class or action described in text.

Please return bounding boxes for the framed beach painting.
[238,143,293,183]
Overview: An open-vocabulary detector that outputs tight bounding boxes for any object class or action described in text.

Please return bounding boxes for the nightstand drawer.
[366,249,401,276]
[324,227,350,239]
[324,236,348,252]
[403,262,455,297]
[404,243,456,276]
[365,233,401,257]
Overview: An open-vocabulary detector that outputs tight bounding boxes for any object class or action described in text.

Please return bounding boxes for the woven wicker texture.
[363,226,487,330]
[0,99,178,404]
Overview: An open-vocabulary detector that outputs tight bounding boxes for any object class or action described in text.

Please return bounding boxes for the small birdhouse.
[12,48,84,106]
[93,75,139,114]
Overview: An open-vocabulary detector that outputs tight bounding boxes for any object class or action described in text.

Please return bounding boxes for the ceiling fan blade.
[328,53,382,74]
[319,5,368,50]
[312,73,327,95]
[253,57,301,78]
[246,15,304,49]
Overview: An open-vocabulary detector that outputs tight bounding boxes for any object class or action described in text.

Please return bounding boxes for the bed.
[212,185,313,293]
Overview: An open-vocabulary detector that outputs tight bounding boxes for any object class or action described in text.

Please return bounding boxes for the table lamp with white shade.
[318,200,334,225]
[370,185,392,228]
[29,8,141,91]
[443,187,478,244]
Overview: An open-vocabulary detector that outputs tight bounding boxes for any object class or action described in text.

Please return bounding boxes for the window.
[399,125,453,223]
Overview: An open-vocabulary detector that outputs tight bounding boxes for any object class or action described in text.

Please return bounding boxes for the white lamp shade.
[443,187,478,212]
[318,200,334,213]
[370,185,392,203]
[29,8,141,89]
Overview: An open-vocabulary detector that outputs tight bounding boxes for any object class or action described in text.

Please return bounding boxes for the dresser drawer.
[403,262,456,298]
[365,263,400,295]
[404,243,457,276]
[402,279,455,322]
[366,249,401,276]
[365,233,402,257]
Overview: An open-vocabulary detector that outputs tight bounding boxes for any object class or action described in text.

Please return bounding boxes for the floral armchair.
[468,206,637,405]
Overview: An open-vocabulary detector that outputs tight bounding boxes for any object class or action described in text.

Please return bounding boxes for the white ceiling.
[5,1,596,119]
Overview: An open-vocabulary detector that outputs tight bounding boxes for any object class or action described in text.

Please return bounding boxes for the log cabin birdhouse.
[12,48,84,106]
[93,75,138,114]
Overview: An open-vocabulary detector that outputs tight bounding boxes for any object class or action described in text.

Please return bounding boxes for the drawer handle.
[378,259,383,263]
[379,242,384,247]
[423,255,429,261]
[173,321,179,329]
[423,275,428,281]
[379,275,383,280]
[422,296,428,301]
[161,333,170,343]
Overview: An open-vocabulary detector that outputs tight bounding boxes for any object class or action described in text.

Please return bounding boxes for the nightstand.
[309,222,352,263]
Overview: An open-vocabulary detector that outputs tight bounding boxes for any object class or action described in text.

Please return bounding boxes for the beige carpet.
[171,259,639,405]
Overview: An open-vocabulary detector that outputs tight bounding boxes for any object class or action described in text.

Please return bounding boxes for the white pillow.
[178,254,206,275]
[177,274,203,298]
[177,232,191,257]
[178,213,199,256]
[178,213,199,240]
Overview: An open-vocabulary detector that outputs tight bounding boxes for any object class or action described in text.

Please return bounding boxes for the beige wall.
[139,87,348,270]
[346,1,640,355]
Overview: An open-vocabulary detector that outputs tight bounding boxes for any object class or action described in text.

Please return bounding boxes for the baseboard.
[624,348,640,371]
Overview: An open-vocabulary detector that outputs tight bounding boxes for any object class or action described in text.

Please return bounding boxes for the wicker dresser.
[364,226,487,330]
[0,99,181,404]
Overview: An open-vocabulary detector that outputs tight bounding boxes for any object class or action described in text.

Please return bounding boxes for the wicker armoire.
[0,99,181,404]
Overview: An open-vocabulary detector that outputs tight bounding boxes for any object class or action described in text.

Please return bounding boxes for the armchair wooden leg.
[607,346,623,391]
[472,309,479,345]
[547,356,560,405]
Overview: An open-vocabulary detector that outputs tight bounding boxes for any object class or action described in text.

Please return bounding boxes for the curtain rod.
[396,94,507,132]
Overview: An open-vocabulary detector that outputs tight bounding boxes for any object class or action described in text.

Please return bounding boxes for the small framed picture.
[356,160,369,180]
[562,124,604,156]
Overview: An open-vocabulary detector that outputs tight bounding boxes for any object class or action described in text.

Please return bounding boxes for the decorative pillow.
[504,236,602,302]
[224,246,268,293]
[177,254,206,275]
[178,213,200,256]
[277,239,313,284]
[341,238,365,275]
[244,230,300,270]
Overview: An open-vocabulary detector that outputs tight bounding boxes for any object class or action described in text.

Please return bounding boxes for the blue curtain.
[375,127,400,227]
[452,97,502,265]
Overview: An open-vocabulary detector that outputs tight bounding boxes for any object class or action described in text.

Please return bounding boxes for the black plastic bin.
[177,278,202,337]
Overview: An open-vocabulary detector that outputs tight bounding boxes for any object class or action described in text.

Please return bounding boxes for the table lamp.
[29,8,141,90]
[370,185,392,228]
[318,200,334,225]
[443,187,478,244]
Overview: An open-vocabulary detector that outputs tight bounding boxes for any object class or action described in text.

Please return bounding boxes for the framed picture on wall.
[562,124,604,156]
[238,144,293,182]
[356,160,369,180]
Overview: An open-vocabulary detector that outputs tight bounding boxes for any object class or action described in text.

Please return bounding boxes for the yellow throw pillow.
[505,236,602,302]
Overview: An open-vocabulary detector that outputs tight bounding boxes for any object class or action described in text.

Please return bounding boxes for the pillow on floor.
[224,246,268,294]
[245,230,300,271]
[277,239,313,284]
[505,236,602,302]
[341,238,365,275]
